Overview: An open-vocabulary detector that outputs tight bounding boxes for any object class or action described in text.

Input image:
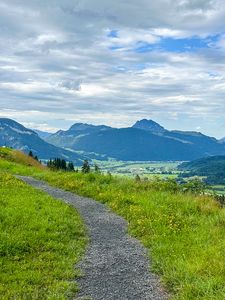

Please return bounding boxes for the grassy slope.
[1,148,225,299]
[0,157,87,299]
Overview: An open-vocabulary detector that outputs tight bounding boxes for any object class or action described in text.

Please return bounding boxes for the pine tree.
[28,150,33,157]
[61,159,67,170]
[94,164,100,173]
[67,162,74,171]
[82,160,90,173]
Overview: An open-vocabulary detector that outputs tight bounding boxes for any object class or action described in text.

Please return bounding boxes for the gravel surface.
[18,176,168,300]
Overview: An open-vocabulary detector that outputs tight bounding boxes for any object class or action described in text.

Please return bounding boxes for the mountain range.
[1,117,225,162]
[46,119,225,161]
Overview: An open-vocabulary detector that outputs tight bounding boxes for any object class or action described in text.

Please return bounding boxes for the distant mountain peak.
[69,122,111,132]
[132,119,166,134]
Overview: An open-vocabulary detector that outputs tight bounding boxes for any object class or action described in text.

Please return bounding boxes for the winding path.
[18,176,168,300]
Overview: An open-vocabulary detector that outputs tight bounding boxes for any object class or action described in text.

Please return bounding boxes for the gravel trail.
[18,176,168,300]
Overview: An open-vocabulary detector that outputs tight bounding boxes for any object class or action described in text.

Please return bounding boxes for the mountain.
[0,118,83,163]
[46,123,111,150]
[46,119,225,161]
[219,137,225,144]
[33,129,52,139]
[132,119,166,134]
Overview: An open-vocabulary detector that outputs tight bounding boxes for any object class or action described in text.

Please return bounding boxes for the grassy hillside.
[1,148,225,299]
[0,157,86,299]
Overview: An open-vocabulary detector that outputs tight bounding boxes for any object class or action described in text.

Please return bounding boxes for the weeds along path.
[18,176,168,300]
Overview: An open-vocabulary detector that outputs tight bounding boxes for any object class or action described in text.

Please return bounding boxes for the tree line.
[28,151,101,173]
[46,158,100,173]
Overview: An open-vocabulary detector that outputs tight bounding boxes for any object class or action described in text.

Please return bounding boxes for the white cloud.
[0,0,225,137]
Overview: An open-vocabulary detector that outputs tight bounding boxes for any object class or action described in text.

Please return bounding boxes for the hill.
[46,119,225,161]
[0,147,45,169]
[178,155,225,184]
[0,118,83,163]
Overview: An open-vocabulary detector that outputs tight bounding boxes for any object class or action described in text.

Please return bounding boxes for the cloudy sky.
[1,0,225,137]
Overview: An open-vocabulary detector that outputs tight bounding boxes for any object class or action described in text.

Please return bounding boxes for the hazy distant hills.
[219,137,225,144]
[0,118,83,163]
[45,119,225,161]
[179,155,225,173]
[33,129,52,139]
[178,155,225,184]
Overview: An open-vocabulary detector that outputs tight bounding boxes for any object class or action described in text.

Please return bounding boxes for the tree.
[82,160,90,173]
[28,150,33,157]
[67,162,74,171]
[61,159,67,170]
[94,164,100,173]
[182,178,207,194]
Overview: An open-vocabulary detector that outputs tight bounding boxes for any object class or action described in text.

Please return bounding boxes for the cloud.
[0,0,225,137]
[58,79,82,91]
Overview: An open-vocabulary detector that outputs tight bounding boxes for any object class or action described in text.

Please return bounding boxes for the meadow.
[0,148,225,299]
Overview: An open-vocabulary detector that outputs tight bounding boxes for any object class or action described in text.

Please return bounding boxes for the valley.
[91,160,181,178]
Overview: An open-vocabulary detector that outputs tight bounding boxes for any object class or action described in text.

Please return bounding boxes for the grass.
[34,172,225,300]
[0,172,87,299]
[1,148,225,299]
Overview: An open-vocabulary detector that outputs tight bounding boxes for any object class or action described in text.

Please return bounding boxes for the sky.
[1,0,225,138]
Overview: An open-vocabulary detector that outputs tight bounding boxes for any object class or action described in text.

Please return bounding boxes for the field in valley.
[92,160,182,179]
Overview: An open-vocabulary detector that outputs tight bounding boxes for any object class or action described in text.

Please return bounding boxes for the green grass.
[34,172,225,300]
[0,172,87,300]
[1,149,225,299]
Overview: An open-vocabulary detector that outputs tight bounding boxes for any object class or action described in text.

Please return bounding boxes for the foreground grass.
[35,172,225,300]
[0,173,86,300]
[0,150,225,299]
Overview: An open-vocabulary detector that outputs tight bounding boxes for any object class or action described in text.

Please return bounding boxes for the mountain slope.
[0,118,83,163]
[178,155,225,184]
[33,129,52,139]
[46,119,225,161]
[179,155,225,173]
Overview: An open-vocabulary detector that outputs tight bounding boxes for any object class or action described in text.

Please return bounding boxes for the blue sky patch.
[108,32,221,54]
[107,30,118,38]
[134,41,155,53]
[159,37,210,52]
